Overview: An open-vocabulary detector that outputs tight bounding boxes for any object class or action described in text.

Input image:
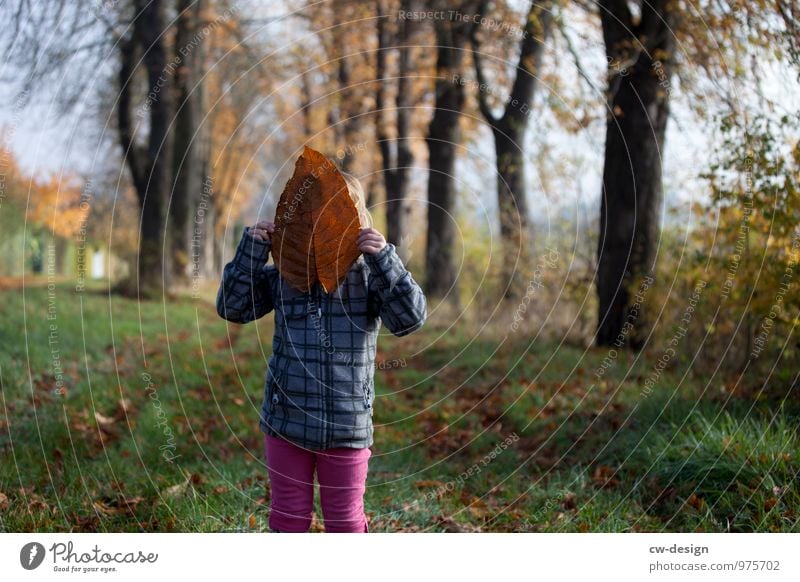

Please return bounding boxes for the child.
[215,173,427,533]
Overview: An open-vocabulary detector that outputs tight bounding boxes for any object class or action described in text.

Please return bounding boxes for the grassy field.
[1,279,798,532]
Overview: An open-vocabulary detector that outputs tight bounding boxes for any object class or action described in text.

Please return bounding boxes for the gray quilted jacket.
[216,227,427,450]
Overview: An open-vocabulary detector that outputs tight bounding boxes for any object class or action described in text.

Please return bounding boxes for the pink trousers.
[263,434,371,533]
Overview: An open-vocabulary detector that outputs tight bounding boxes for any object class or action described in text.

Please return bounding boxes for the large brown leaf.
[272,147,363,293]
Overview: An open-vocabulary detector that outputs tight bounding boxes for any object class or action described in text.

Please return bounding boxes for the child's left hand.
[357,227,387,255]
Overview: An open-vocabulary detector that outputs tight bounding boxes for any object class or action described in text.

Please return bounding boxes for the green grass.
[1,281,798,532]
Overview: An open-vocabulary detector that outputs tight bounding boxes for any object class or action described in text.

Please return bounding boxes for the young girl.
[215,173,427,533]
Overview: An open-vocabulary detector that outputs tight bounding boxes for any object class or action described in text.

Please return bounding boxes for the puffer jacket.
[216,227,427,450]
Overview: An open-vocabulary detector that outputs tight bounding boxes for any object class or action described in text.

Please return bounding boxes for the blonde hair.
[342,172,373,228]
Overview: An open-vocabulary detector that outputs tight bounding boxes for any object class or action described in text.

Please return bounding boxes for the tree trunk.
[118,0,176,297]
[595,0,677,348]
[376,0,413,259]
[337,57,359,174]
[494,121,529,297]
[425,15,468,304]
[139,0,175,297]
[195,105,215,283]
[471,0,553,299]
[170,0,205,285]
[300,71,313,140]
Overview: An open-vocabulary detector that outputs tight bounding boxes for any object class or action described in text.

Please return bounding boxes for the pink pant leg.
[264,434,315,532]
[316,446,372,533]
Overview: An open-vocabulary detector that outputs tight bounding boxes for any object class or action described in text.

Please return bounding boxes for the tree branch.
[470,0,500,125]
[555,8,601,97]
[504,0,554,126]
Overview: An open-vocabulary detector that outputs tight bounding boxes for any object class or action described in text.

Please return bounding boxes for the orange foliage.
[27,174,89,239]
[0,143,88,238]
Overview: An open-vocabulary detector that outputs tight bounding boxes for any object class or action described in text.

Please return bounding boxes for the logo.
[20,542,46,570]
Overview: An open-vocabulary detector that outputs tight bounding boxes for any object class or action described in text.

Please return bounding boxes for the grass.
[0,280,798,532]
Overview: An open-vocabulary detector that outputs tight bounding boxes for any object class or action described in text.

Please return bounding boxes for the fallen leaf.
[433,515,482,533]
[113,398,133,421]
[592,465,620,489]
[94,411,115,428]
[562,492,577,510]
[687,493,704,511]
[414,480,446,490]
[161,474,191,499]
[92,496,144,516]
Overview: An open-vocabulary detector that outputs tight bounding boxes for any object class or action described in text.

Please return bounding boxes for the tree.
[117,0,177,296]
[425,3,474,304]
[589,0,796,348]
[297,0,375,164]
[170,0,208,284]
[376,0,414,258]
[471,0,555,298]
[3,0,263,296]
[594,0,678,348]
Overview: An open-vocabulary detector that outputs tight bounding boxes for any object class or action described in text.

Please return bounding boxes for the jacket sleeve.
[365,243,427,337]
[216,227,275,324]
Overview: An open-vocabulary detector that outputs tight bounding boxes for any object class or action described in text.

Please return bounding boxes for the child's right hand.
[249,220,276,242]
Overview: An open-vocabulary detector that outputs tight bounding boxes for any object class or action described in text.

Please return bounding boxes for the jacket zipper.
[313,284,329,448]
[363,379,372,410]
[270,380,279,413]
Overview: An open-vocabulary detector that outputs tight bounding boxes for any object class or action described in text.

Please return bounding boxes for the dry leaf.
[433,515,482,533]
[92,496,143,516]
[687,493,705,511]
[562,492,577,510]
[414,480,446,489]
[161,474,191,499]
[592,465,620,489]
[94,411,115,427]
[271,147,363,293]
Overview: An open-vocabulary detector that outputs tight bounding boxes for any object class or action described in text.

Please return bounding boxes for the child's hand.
[357,227,387,255]
[249,220,276,242]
